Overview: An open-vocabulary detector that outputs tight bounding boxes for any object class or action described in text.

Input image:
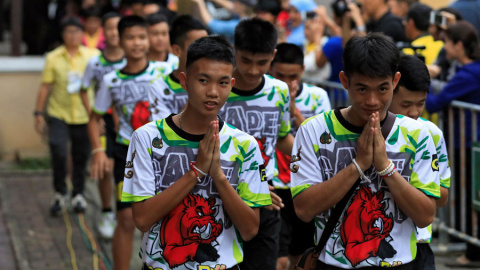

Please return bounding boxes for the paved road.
[0,171,478,270]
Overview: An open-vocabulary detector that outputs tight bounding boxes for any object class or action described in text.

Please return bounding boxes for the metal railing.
[301,78,480,250]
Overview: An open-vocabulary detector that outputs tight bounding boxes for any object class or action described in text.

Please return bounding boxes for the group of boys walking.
[35,11,450,270]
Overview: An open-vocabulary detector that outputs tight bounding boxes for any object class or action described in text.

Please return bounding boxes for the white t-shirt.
[81,54,126,92]
[121,115,271,270]
[218,75,291,181]
[290,110,441,268]
[416,117,451,243]
[149,73,187,120]
[93,61,172,145]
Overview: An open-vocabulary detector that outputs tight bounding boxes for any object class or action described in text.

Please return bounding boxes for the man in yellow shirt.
[34,17,99,216]
[404,3,444,65]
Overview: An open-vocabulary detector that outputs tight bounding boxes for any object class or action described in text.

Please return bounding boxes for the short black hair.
[82,5,102,19]
[407,3,432,32]
[234,18,277,54]
[118,15,148,38]
[437,7,463,21]
[145,0,167,8]
[395,55,430,93]
[272,43,304,65]
[446,21,480,60]
[170,15,207,47]
[255,0,282,17]
[102,12,122,26]
[61,17,84,32]
[186,36,235,70]
[145,13,168,26]
[343,33,400,79]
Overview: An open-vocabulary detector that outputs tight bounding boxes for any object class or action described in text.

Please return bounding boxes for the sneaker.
[98,212,116,239]
[71,194,88,213]
[50,192,66,217]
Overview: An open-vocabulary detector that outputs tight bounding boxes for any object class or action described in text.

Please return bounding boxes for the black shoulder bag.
[294,111,397,270]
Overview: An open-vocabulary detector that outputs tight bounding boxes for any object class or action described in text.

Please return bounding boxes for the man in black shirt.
[362,0,407,42]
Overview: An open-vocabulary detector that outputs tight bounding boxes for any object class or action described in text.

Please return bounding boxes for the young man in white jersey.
[87,15,169,270]
[291,33,440,269]
[149,15,208,120]
[146,13,179,70]
[269,42,331,270]
[122,35,272,270]
[80,12,124,239]
[388,55,451,270]
[218,18,295,270]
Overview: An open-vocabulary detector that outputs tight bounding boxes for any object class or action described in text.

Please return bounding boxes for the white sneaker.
[71,194,88,213]
[50,192,66,216]
[98,212,116,239]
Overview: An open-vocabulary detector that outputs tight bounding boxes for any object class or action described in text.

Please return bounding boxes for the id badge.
[67,71,82,94]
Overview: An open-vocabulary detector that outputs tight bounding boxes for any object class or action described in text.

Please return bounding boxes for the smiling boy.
[122,35,271,270]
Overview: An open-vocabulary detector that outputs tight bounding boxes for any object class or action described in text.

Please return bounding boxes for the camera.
[331,0,361,17]
[430,11,447,27]
[301,11,317,20]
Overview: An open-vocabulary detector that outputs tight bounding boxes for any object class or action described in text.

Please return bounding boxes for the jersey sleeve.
[278,84,292,138]
[92,76,112,115]
[409,126,441,198]
[121,130,156,203]
[290,121,324,198]
[315,89,332,115]
[237,138,272,208]
[436,134,451,188]
[149,79,173,121]
[81,57,96,91]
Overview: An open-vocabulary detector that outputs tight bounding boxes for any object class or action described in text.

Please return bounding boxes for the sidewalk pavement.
[0,170,479,270]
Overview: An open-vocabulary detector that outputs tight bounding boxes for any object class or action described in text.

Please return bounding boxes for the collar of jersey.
[156,114,226,147]
[116,62,150,80]
[335,107,388,134]
[165,73,184,93]
[100,53,124,66]
[231,75,266,96]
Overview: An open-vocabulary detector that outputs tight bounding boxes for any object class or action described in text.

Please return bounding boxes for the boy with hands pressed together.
[122,36,271,270]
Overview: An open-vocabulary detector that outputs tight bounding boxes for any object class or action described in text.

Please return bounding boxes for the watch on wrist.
[34,111,44,116]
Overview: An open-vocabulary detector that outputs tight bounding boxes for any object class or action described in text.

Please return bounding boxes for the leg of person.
[70,123,91,213]
[98,113,116,239]
[47,117,69,216]
[277,189,293,270]
[112,143,136,270]
[240,207,281,270]
[286,190,315,270]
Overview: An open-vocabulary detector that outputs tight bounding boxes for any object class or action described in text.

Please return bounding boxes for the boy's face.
[85,16,102,34]
[360,0,383,18]
[340,71,401,125]
[104,17,121,47]
[288,6,302,27]
[148,22,170,54]
[120,26,149,60]
[270,62,304,86]
[389,86,427,120]
[180,58,235,117]
[388,0,407,18]
[235,50,275,85]
[62,25,83,47]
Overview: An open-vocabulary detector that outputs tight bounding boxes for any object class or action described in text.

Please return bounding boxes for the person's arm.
[437,187,449,207]
[210,0,234,12]
[34,83,52,135]
[191,0,213,25]
[436,132,451,208]
[426,71,474,113]
[80,91,91,116]
[80,59,96,114]
[372,113,437,228]
[316,6,341,37]
[292,112,375,222]
[276,134,294,156]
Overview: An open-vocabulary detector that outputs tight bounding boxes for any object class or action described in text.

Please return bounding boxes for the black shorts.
[413,243,435,270]
[103,113,116,158]
[277,188,315,257]
[239,207,281,270]
[113,143,132,210]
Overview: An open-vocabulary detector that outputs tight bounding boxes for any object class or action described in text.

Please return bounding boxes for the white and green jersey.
[93,61,171,145]
[218,75,291,181]
[81,53,126,92]
[272,83,332,189]
[121,115,272,270]
[149,73,187,120]
[416,117,451,243]
[165,53,179,71]
[290,109,440,268]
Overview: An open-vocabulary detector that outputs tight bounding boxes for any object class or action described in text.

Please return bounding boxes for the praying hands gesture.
[195,120,225,182]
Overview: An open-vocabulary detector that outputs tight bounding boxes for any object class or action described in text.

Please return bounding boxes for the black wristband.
[33,111,44,116]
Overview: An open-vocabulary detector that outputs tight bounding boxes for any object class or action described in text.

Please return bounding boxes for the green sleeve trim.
[440,177,451,189]
[291,184,312,198]
[121,192,153,203]
[418,188,441,199]
[409,171,440,198]
[237,182,272,207]
[92,107,106,115]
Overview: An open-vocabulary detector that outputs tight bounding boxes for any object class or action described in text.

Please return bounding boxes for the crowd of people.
[31,0,480,269]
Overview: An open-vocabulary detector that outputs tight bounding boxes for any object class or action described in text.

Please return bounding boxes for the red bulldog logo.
[131,101,150,130]
[340,186,396,267]
[160,194,223,268]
